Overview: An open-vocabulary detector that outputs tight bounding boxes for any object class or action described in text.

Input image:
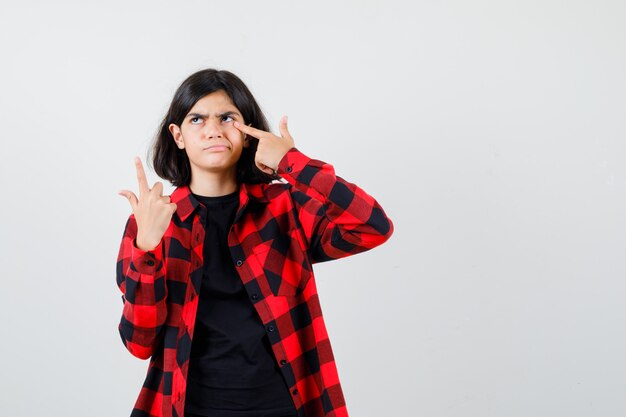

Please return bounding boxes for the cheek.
[225,126,245,141]
[180,126,198,140]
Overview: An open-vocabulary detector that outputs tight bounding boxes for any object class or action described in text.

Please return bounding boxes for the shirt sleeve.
[115,213,168,359]
[276,147,394,263]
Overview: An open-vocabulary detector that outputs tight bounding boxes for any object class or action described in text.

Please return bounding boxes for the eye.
[222,115,234,123]
[190,117,202,124]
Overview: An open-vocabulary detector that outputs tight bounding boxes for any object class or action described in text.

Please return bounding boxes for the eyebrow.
[186,111,241,119]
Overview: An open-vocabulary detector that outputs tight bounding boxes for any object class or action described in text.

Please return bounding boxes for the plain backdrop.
[1,1,625,416]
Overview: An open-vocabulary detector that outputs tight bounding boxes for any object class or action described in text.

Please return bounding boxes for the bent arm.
[277,148,394,263]
[115,214,168,359]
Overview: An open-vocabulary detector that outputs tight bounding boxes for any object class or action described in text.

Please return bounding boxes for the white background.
[1,1,625,416]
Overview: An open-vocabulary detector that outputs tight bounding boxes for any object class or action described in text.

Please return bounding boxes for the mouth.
[204,145,230,151]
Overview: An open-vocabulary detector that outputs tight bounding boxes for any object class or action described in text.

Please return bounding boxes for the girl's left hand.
[234,115,295,175]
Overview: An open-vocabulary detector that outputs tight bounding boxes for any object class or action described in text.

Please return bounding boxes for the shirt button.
[236,259,243,267]
[146,260,155,266]
[267,325,275,332]
[251,293,259,300]
[286,166,293,173]
[280,359,287,366]
[292,389,298,395]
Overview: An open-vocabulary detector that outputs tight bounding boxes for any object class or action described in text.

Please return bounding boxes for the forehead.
[188,90,240,114]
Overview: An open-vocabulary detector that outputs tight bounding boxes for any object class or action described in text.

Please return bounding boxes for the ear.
[242,133,250,148]
[169,123,185,149]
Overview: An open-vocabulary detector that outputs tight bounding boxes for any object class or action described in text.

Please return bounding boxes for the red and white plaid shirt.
[116,148,394,417]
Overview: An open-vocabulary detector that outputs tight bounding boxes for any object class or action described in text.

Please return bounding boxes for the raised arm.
[233,117,393,263]
[278,148,394,263]
[115,215,168,359]
[116,157,177,359]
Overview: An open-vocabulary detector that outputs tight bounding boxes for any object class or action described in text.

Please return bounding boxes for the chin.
[195,161,238,173]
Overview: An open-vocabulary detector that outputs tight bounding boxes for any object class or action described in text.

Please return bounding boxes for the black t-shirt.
[184,190,297,417]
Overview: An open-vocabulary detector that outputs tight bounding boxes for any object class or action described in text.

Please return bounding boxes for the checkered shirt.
[116,148,394,417]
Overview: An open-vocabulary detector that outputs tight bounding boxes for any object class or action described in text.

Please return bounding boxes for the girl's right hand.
[118,156,177,251]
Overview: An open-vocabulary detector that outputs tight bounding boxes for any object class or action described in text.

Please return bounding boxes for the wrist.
[135,236,159,252]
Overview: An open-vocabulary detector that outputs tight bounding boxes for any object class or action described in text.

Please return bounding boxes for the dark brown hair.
[148,68,278,186]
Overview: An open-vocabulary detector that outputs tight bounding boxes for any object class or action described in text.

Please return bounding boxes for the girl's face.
[168,89,249,179]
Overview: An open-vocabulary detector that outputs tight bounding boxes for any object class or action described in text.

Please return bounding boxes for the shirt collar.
[170,182,269,223]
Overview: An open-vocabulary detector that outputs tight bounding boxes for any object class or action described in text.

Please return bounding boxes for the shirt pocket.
[251,230,312,297]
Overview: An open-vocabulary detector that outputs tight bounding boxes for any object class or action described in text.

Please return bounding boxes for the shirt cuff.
[130,238,164,275]
[277,147,310,177]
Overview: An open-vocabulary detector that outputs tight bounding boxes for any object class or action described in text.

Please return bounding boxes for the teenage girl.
[116,68,394,417]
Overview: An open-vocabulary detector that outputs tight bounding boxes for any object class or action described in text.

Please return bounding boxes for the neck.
[188,167,238,197]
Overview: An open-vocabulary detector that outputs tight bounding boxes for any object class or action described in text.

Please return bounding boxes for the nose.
[204,118,223,138]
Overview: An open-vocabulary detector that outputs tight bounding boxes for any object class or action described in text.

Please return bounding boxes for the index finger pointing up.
[134,156,150,197]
